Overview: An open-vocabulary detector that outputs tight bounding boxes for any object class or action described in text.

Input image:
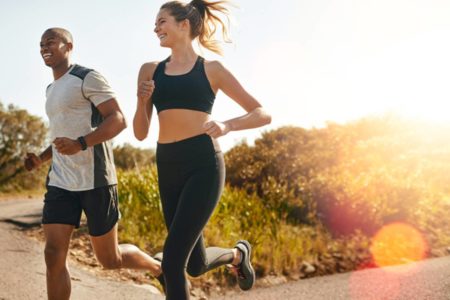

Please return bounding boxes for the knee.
[161,258,183,278]
[186,264,204,278]
[44,244,67,271]
[161,258,171,276]
[96,254,122,270]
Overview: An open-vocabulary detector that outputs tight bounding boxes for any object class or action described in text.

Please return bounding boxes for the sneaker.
[233,240,256,291]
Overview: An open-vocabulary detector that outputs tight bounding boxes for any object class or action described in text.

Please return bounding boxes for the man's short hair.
[43,27,73,44]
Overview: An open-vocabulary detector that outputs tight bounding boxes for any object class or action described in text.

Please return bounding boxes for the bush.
[116,166,372,287]
[0,102,48,192]
[113,143,155,170]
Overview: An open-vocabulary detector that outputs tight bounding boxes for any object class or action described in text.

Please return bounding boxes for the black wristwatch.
[77,136,88,151]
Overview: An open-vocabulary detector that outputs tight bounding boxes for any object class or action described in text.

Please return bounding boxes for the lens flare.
[370,222,428,268]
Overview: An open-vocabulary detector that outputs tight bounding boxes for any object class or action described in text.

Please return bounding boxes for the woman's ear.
[180,19,190,31]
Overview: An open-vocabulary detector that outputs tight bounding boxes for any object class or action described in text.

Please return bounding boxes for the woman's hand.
[137,80,155,105]
[203,120,231,138]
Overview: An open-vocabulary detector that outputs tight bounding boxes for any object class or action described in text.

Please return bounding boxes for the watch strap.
[77,136,87,151]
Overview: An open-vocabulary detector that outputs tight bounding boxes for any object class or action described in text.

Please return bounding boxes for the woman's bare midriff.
[157,109,211,143]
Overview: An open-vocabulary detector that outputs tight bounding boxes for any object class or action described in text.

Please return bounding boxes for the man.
[25,28,161,300]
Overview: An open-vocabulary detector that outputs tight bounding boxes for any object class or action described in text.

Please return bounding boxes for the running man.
[25,27,162,300]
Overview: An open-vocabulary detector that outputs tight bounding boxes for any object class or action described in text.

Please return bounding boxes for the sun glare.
[370,222,428,269]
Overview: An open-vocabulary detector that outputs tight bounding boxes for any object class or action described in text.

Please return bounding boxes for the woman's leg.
[186,234,234,277]
[184,154,256,290]
[160,155,225,300]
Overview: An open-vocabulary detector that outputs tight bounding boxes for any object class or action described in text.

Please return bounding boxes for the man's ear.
[64,42,73,52]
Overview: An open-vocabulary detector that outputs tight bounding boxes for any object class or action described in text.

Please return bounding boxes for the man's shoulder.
[69,64,94,80]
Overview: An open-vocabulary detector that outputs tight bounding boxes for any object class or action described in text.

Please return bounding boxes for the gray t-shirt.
[45,64,117,191]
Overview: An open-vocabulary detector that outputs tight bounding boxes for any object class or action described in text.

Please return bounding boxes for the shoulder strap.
[152,57,170,79]
[69,64,93,80]
[70,64,94,101]
[193,56,205,72]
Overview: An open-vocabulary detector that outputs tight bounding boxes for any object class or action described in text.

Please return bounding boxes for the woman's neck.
[169,44,197,64]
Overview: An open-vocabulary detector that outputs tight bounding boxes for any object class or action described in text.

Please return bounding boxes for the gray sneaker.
[234,240,256,291]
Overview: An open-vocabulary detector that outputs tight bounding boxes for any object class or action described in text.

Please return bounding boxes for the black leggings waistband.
[156,134,221,163]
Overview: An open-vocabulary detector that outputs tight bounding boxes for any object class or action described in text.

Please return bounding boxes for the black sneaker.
[234,240,255,291]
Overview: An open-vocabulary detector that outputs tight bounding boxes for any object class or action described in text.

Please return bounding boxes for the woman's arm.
[203,61,272,138]
[133,62,158,141]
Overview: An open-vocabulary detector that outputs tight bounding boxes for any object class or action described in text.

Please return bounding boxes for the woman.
[133,1,271,299]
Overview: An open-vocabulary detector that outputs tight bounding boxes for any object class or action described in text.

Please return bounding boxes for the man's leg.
[43,224,74,300]
[89,223,161,276]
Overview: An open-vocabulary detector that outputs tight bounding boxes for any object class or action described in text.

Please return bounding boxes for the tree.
[0,102,47,186]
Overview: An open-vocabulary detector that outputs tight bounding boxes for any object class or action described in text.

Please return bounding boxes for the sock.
[233,247,244,266]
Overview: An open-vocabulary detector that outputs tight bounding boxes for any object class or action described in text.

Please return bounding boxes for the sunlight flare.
[370,222,428,268]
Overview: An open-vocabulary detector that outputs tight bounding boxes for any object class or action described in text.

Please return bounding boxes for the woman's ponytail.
[161,0,232,55]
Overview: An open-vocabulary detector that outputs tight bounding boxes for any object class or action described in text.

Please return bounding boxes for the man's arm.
[24,145,52,171]
[83,98,127,147]
[53,98,127,155]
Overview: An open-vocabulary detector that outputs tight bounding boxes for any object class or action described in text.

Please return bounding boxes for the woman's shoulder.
[204,59,224,69]
[140,61,160,72]
[203,59,228,76]
[138,61,161,80]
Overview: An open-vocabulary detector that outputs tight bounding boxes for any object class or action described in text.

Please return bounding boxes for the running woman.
[133,1,271,299]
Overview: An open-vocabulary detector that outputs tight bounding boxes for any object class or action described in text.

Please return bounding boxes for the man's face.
[40,32,71,67]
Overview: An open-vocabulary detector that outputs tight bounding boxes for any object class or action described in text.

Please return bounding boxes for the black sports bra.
[151,56,216,114]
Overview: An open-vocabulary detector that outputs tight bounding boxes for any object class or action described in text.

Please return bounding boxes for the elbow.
[135,134,146,142]
[132,119,147,141]
[263,113,272,125]
[256,107,272,126]
[133,128,147,141]
[121,115,128,131]
[115,111,127,133]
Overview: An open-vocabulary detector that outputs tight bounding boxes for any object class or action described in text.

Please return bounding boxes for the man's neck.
[52,61,72,80]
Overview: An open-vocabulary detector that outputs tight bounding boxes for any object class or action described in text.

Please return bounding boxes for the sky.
[2,0,450,151]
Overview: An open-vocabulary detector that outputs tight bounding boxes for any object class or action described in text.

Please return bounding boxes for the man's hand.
[24,153,42,171]
[53,137,82,155]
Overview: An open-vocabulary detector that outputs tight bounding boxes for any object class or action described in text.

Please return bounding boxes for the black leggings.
[156,134,234,300]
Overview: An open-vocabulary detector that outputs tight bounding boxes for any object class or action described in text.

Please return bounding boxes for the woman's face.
[154,9,188,48]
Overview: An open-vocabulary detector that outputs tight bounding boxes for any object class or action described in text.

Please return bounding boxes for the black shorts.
[42,185,120,236]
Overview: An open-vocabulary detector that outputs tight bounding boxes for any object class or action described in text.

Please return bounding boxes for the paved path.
[3,199,450,300]
[0,199,163,300]
[212,256,450,299]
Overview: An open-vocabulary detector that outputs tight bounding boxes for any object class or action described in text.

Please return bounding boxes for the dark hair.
[43,27,73,44]
[160,0,232,55]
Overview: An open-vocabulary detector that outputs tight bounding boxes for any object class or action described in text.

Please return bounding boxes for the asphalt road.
[212,256,450,299]
[0,199,163,300]
[2,199,450,300]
